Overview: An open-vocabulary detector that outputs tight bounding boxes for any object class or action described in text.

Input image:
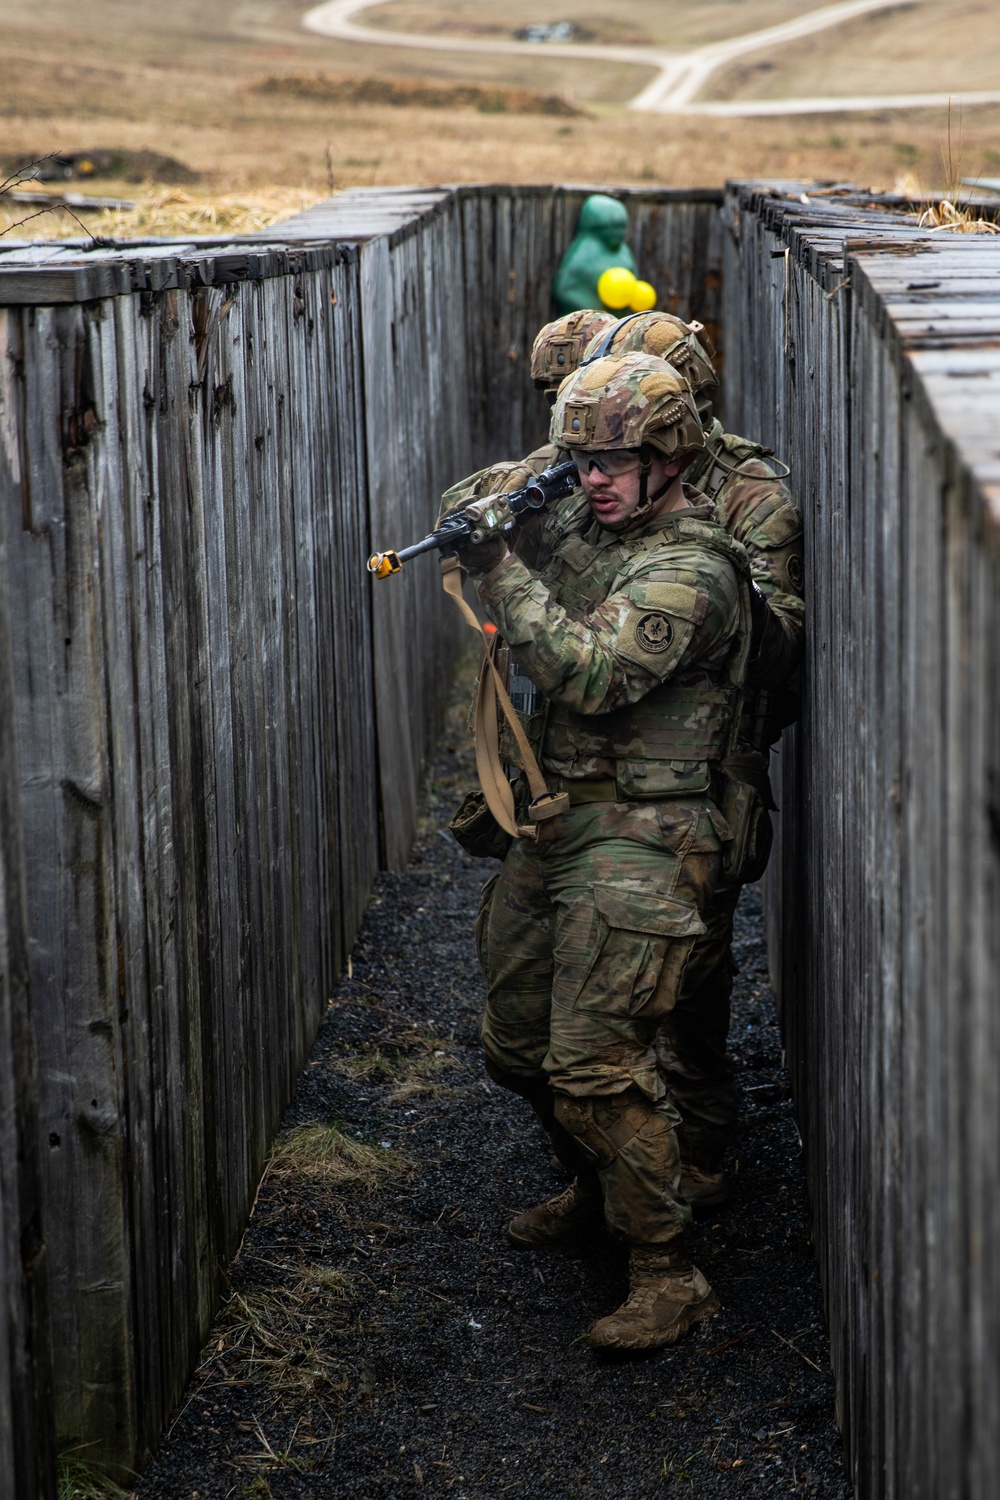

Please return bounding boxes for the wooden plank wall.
[723,182,1000,1500]
[0,184,726,1482]
[0,346,56,1496]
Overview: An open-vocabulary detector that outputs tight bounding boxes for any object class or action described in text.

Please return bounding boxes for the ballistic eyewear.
[570,447,643,477]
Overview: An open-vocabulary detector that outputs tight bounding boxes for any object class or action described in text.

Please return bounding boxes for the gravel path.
[135,664,852,1500]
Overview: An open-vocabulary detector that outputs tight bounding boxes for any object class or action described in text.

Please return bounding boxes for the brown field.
[712,0,1000,100]
[1,0,998,241]
[361,0,820,49]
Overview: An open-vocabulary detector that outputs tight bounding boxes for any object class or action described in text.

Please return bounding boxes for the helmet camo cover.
[550,351,706,464]
[583,311,718,405]
[530,310,618,390]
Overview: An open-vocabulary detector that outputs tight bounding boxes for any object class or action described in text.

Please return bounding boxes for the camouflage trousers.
[657,880,741,1174]
[477,800,723,1247]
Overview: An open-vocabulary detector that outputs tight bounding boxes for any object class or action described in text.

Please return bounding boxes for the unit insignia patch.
[635,612,673,652]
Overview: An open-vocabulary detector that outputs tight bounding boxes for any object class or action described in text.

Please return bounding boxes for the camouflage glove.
[454,531,508,576]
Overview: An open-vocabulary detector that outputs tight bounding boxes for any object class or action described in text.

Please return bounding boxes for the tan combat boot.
[679,1162,731,1212]
[507,1177,604,1250]
[588,1247,720,1351]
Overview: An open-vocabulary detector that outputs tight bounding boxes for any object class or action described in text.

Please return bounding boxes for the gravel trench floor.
[136,673,852,1500]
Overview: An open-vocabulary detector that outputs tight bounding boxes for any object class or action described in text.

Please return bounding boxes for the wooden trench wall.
[0,184,725,1488]
[723,183,1000,1500]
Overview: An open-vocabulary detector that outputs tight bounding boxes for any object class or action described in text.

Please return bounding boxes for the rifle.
[367,459,577,579]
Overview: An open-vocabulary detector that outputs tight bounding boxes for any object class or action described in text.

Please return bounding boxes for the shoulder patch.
[635,612,674,652]
[617,606,691,670]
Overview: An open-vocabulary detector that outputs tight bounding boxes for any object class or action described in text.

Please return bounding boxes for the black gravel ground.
[135,668,852,1500]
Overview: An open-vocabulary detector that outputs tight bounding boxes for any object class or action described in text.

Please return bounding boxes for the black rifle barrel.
[368,458,578,578]
[395,518,472,564]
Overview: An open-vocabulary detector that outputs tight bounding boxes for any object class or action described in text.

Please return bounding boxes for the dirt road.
[302,0,1000,116]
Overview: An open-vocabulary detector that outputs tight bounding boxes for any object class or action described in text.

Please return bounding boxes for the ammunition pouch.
[448,789,513,862]
[546,679,738,802]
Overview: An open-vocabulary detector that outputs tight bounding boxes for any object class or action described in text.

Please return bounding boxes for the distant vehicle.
[515,21,576,42]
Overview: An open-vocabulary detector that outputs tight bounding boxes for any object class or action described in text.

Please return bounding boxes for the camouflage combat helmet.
[530,310,618,391]
[550,352,707,530]
[551,351,706,464]
[583,312,718,417]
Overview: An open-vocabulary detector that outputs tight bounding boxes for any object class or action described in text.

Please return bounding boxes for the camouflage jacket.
[474,488,751,801]
[441,418,801,754]
[686,420,804,748]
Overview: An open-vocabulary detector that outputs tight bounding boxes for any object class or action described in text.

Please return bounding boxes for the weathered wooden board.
[725,180,1000,1500]
[0,309,57,1498]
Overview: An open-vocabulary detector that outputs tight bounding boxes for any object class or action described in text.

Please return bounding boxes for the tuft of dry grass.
[266,1122,412,1195]
[218,1260,358,1396]
[57,1452,134,1500]
[338,1046,399,1085]
[909,104,1000,233]
[916,198,1000,233]
[390,1050,459,1103]
[0,186,318,242]
[335,1035,460,1102]
[241,1479,274,1499]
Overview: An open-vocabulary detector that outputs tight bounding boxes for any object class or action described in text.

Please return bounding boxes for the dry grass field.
[1,0,998,240]
[362,0,820,48]
[712,0,1000,100]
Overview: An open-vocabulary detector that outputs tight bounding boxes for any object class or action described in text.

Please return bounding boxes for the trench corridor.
[134,661,849,1500]
[3,182,998,1500]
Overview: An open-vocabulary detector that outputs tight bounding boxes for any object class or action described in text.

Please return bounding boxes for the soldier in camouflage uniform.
[584,313,805,1207]
[440,310,804,1211]
[451,353,752,1351]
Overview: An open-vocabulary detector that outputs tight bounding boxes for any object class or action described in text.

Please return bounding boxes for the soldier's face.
[578,450,681,528]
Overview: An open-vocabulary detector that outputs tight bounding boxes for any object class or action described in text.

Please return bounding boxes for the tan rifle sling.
[440,556,568,840]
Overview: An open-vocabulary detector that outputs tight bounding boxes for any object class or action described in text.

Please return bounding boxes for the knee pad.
[554,1089,654,1170]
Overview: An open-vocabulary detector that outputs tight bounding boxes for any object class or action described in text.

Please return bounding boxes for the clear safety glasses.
[570,447,643,477]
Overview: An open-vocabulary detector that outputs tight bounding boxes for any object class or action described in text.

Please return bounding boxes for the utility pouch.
[718,759,774,885]
[448,789,513,862]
